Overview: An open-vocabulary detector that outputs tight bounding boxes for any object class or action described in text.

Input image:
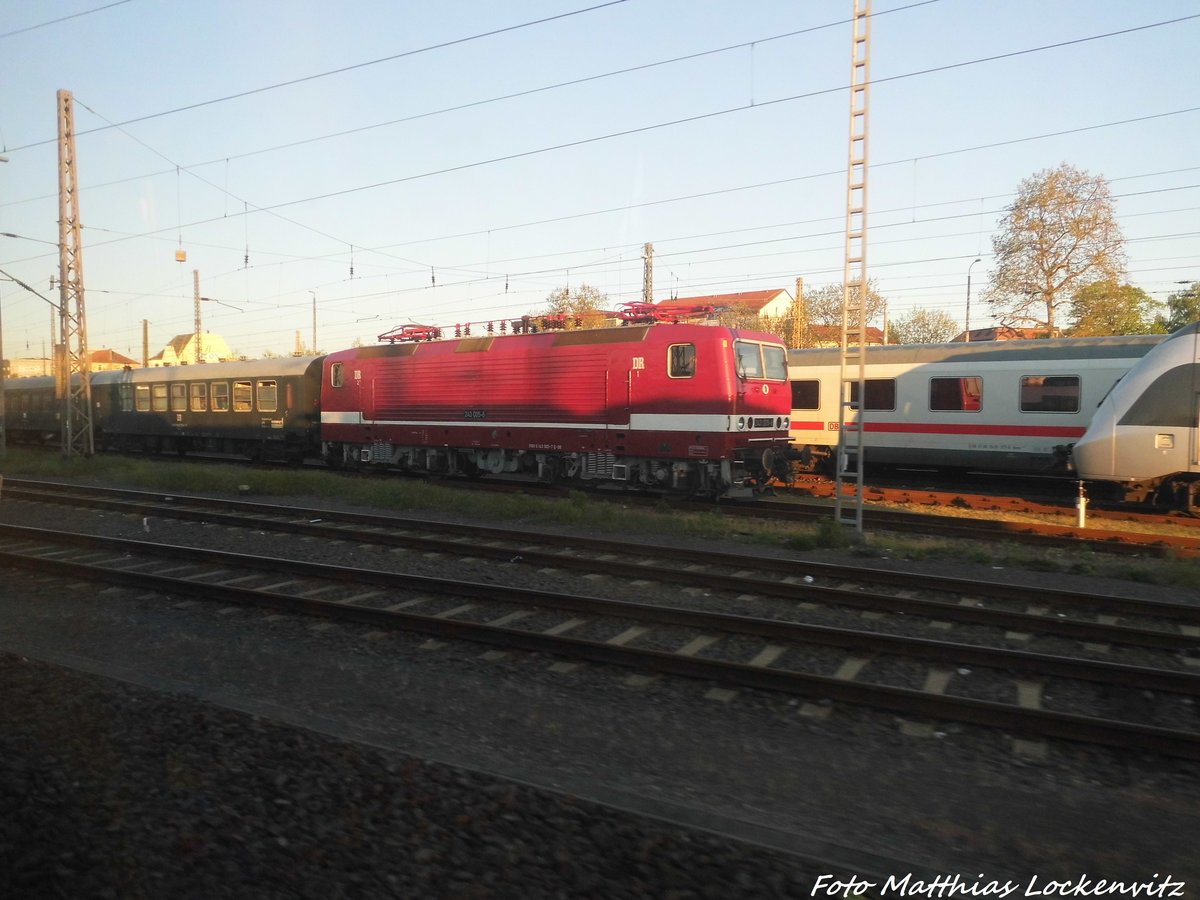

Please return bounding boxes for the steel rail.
[8,478,1191,614]
[5,481,1199,650]
[0,525,1198,760]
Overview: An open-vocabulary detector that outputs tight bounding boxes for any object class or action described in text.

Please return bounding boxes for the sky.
[1,0,1198,361]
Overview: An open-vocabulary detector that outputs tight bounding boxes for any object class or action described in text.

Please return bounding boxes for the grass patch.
[0,450,735,542]
[4,448,1199,588]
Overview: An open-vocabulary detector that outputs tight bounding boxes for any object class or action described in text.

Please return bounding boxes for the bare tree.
[803,280,888,327]
[542,284,610,328]
[986,163,1125,333]
[890,308,960,344]
[714,303,767,331]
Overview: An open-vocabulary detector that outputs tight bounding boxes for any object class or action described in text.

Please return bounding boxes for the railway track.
[786,472,1200,529]
[443,469,1200,556]
[5,479,1199,649]
[1,479,1198,760]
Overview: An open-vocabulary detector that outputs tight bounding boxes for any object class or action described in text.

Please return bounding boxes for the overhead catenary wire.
[2,7,1195,353]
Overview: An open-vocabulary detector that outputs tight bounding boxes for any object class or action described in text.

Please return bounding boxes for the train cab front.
[729,334,793,493]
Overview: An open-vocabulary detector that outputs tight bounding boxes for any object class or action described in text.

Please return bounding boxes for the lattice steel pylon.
[193,269,203,364]
[834,0,871,534]
[642,242,654,304]
[56,89,94,458]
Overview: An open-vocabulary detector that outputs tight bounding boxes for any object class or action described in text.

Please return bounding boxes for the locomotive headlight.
[737,417,746,431]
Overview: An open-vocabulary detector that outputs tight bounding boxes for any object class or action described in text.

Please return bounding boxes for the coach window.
[170,383,187,412]
[190,383,208,412]
[152,384,169,412]
[930,376,982,411]
[668,344,696,378]
[233,380,253,412]
[257,380,278,413]
[791,379,819,410]
[1020,375,1080,413]
[849,378,896,411]
[330,362,344,388]
[211,382,230,412]
[132,384,149,412]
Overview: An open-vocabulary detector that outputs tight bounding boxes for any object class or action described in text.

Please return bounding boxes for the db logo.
[827,422,841,431]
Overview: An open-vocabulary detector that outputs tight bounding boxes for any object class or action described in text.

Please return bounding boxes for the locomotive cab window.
[763,344,788,380]
[211,382,230,412]
[330,362,344,388]
[1020,375,1080,413]
[930,376,982,411]
[848,378,896,411]
[190,383,207,412]
[791,379,820,410]
[257,380,278,413]
[735,341,789,380]
[734,341,763,378]
[668,344,696,378]
[233,380,253,412]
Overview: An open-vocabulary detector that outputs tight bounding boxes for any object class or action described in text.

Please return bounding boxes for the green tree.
[1068,281,1161,336]
[890,308,960,344]
[542,284,609,327]
[986,163,1125,333]
[1154,281,1200,333]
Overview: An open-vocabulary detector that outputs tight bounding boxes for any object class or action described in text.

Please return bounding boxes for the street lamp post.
[965,258,982,343]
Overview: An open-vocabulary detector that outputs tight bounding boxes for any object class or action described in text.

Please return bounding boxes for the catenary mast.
[57,89,93,458]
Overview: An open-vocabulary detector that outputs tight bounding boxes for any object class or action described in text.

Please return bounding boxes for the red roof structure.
[89,348,141,370]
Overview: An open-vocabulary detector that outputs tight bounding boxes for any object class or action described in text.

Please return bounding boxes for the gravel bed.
[3,488,1200,890]
[0,653,826,899]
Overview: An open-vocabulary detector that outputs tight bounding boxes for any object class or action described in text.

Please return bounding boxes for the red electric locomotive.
[320,323,792,498]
